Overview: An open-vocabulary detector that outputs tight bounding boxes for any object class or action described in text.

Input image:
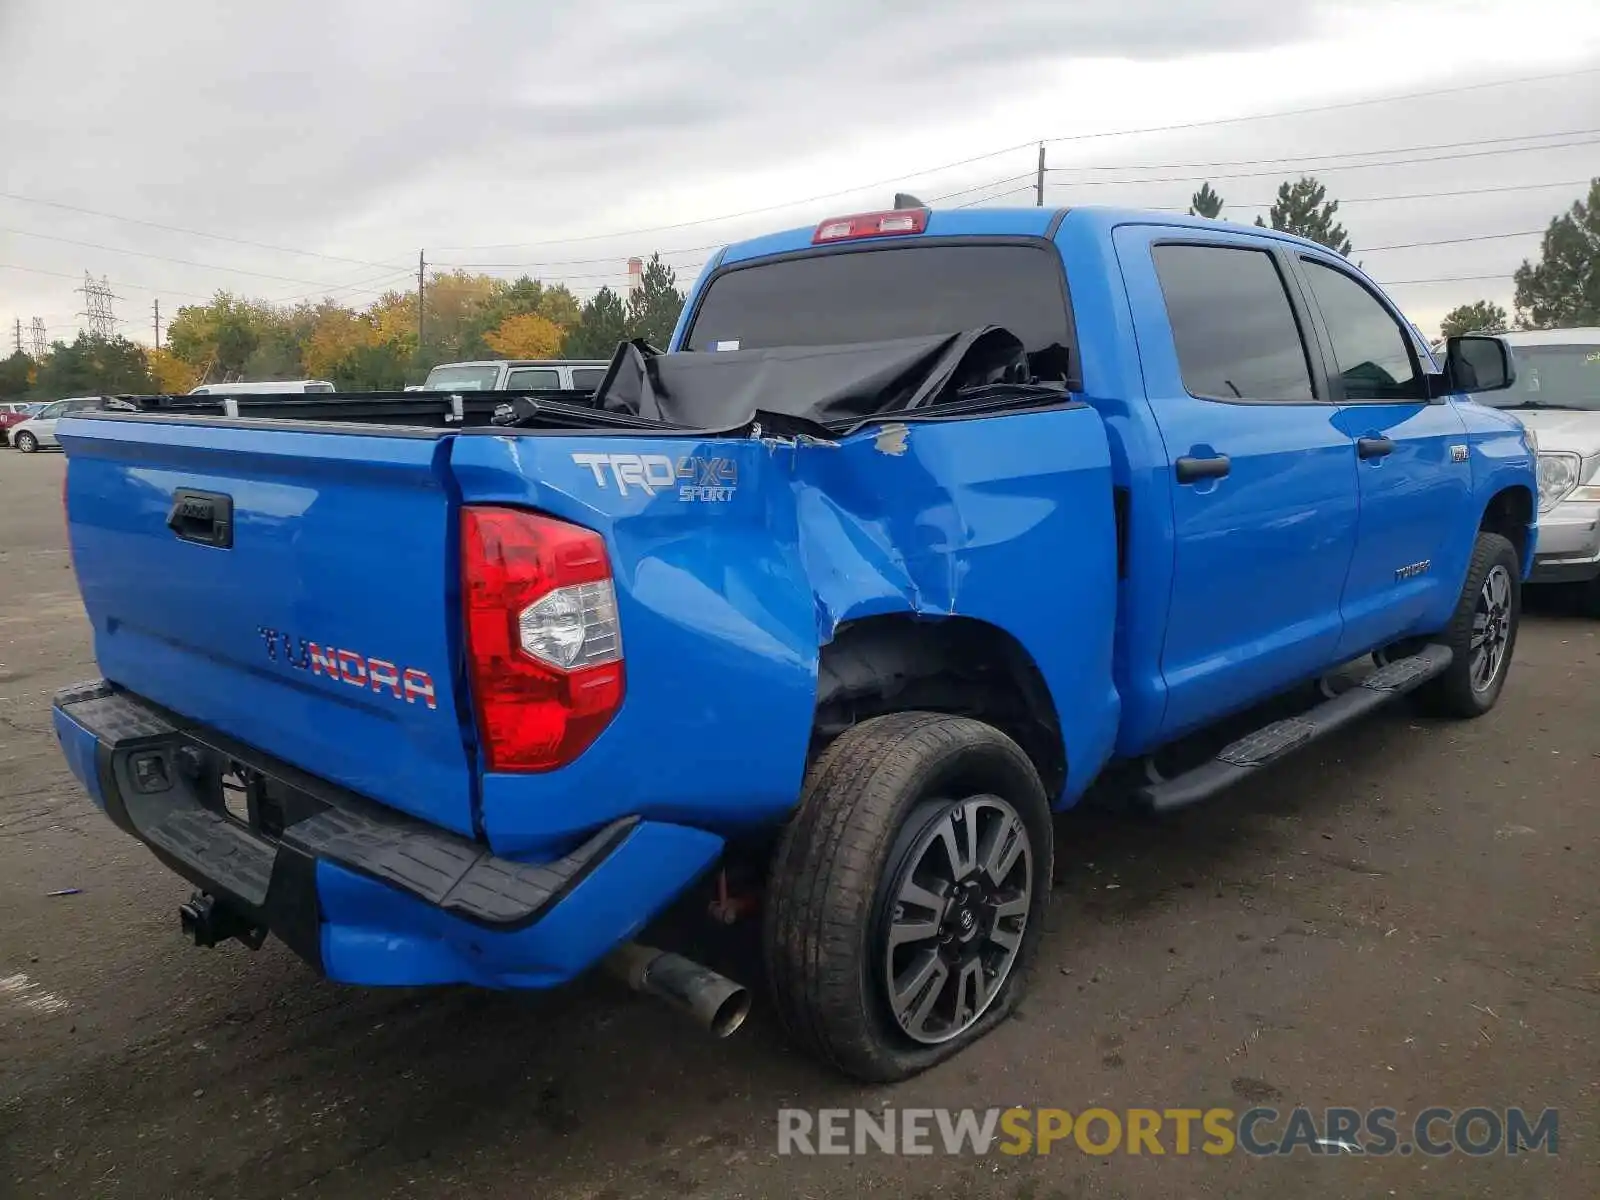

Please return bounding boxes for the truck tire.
[763,712,1053,1082]
[1414,531,1521,718]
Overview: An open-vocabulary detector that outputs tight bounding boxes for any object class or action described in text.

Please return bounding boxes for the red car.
[0,402,44,446]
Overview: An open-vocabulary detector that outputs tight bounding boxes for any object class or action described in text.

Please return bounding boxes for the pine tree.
[1188,182,1224,219]
[1439,301,1508,338]
[624,254,686,350]
[1512,178,1599,329]
[563,287,629,359]
[1254,176,1352,256]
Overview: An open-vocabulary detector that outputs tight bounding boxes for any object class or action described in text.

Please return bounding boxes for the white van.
[188,380,336,396]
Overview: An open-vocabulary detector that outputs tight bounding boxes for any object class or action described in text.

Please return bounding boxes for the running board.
[1138,643,1453,813]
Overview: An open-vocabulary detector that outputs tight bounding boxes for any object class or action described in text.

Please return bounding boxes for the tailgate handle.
[167,489,234,549]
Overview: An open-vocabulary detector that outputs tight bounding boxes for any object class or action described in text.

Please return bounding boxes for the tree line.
[3,176,1596,403]
[0,252,687,400]
[1187,174,1599,339]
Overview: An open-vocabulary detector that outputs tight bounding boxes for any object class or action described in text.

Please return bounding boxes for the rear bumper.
[52,681,724,988]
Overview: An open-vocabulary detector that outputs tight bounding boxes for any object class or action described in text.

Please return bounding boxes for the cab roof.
[715,204,1348,267]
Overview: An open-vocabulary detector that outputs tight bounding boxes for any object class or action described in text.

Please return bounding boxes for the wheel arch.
[1479,484,1535,576]
[811,613,1068,801]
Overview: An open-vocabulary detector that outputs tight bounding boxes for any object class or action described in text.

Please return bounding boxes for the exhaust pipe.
[602,942,751,1038]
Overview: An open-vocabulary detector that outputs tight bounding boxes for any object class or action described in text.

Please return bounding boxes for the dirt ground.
[1,448,1596,1199]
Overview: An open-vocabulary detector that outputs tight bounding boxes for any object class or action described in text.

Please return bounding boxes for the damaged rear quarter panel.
[449,432,822,857]
[449,406,1121,854]
[794,407,1123,803]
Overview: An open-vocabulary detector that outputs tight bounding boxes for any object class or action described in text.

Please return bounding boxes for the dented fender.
[448,408,1121,853]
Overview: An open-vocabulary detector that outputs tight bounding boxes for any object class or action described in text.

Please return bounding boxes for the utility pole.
[12,318,20,356]
[417,250,426,351]
[1035,143,1046,207]
[152,299,162,350]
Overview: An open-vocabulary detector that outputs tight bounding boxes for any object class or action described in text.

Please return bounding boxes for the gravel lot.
[2,448,1596,1199]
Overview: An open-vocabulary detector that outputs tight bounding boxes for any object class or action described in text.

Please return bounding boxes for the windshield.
[685,243,1076,380]
[1479,344,1600,410]
[421,364,501,391]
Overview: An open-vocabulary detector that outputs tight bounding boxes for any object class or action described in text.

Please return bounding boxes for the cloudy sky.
[1,0,1597,345]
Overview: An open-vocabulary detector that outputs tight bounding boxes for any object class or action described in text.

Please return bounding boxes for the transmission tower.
[29,317,47,359]
[77,273,118,338]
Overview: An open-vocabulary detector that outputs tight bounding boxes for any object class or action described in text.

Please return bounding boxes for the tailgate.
[60,416,478,837]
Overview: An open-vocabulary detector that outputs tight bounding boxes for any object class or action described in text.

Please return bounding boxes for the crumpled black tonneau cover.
[593,327,1032,429]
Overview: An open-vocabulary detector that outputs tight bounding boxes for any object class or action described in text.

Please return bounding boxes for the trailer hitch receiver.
[179,891,267,950]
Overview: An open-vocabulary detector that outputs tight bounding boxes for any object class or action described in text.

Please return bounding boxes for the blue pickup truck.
[52,205,1536,1082]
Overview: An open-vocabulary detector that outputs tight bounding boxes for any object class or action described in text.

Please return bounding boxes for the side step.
[1138,643,1452,813]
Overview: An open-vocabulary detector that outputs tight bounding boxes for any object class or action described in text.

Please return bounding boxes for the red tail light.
[812,208,928,244]
[461,506,624,772]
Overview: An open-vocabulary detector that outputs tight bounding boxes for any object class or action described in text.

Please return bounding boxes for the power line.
[0,261,207,296]
[435,64,1600,252]
[1044,135,1600,187]
[926,172,1038,204]
[432,244,717,271]
[956,184,1038,209]
[1377,273,1517,286]
[1135,179,1592,212]
[1357,229,1545,253]
[267,266,418,304]
[0,190,398,269]
[1041,65,1600,146]
[1044,128,1600,176]
[0,225,415,293]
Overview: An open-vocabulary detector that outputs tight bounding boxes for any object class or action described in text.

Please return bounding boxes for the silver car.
[8,395,113,452]
[1474,328,1600,613]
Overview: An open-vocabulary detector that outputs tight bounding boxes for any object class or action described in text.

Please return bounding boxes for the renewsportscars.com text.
[777,1106,1559,1157]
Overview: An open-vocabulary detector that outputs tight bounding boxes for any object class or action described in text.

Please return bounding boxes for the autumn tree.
[327,341,411,392]
[460,276,582,358]
[1189,182,1224,219]
[243,303,317,380]
[146,347,199,393]
[563,287,629,359]
[302,304,379,378]
[1439,301,1509,338]
[484,311,564,359]
[419,270,502,360]
[1512,178,1599,329]
[165,293,267,380]
[1255,176,1352,255]
[625,254,686,349]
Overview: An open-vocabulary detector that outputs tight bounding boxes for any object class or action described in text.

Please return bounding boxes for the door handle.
[1175,455,1231,483]
[1357,436,1395,460]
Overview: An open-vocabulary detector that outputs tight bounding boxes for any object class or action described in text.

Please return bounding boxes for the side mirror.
[1445,334,1516,394]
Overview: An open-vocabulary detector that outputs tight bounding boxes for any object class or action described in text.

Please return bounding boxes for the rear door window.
[1152,243,1316,402]
[570,368,607,391]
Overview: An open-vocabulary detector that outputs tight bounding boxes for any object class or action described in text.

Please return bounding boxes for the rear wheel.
[14,431,37,453]
[763,712,1052,1082]
[1414,532,1520,718]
